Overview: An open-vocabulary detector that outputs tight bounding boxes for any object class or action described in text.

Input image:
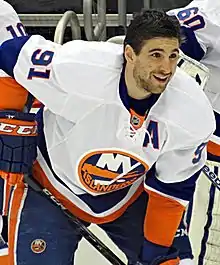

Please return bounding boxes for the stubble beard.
[133,66,151,96]
[133,68,170,95]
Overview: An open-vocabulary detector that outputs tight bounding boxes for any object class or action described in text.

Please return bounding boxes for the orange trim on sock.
[2,179,12,215]
[8,182,26,265]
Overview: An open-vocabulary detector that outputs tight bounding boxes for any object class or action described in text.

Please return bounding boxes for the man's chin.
[148,85,167,94]
[156,86,167,93]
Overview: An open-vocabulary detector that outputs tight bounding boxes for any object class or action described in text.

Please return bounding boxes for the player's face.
[126,37,179,97]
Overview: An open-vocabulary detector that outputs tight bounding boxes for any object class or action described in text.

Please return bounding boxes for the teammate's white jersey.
[0,0,26,79]
[0,35,215,247]
[0,0,26,45]
[168,0,220,114]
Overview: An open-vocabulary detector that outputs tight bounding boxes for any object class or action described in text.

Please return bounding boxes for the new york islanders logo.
[77,149,149,194]
[31,239,46,254]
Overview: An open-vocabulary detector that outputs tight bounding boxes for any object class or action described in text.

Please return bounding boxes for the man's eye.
[170,53,178,59]
[151,53,161,58]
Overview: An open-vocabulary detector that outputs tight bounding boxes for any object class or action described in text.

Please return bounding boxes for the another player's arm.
[0,0,27,43]
[168,7,214,61]
[0,0,29,111]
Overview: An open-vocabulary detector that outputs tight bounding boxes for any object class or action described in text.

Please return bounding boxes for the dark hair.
[124,9,183,55]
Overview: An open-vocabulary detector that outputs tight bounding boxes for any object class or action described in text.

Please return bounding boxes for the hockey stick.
[24,175,126,265]
[202,165,220,191]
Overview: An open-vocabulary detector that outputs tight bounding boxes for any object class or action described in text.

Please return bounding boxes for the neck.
[124,64,152,100]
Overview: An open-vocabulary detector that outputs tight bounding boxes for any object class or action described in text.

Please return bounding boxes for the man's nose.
[160,57,172,74]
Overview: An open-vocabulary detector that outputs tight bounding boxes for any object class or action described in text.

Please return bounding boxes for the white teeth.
[155,76,167,79]
[154,75,167,80]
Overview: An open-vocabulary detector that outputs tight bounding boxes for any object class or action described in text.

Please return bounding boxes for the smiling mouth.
[153,75,169,83]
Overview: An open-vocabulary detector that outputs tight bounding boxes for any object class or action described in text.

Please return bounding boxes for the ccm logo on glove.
[0,118,37,136]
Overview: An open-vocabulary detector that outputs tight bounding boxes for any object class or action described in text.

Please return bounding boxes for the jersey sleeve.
[168,5,218,61]
[0,35,123,121]
[0,0,27,45]
[141,135,210,262]
[141,97,215,262]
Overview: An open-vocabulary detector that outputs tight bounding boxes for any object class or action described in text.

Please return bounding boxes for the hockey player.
[0,1,30,265]
[168,1,220,264]
[0,8,215,265]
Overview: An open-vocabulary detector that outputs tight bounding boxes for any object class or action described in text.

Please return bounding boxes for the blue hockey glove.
[0,110,37,185]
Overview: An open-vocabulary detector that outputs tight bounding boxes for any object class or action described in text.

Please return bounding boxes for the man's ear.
[124,44,136,64]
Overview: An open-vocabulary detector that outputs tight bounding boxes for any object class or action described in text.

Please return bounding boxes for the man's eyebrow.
[148,48,179,53]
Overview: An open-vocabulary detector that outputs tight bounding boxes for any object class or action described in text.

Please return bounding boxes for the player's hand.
[0,110,37,185]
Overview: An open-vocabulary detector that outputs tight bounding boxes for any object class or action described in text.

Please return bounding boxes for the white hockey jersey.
[0,36,215,248]
[0,0,26,44]
[0,0,28,111]
[168,0,220,116]
[0,0,26,74]
[0,0,41,112]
